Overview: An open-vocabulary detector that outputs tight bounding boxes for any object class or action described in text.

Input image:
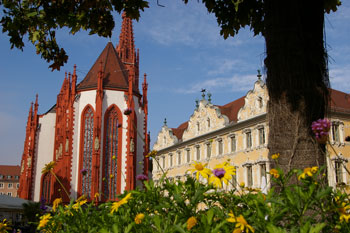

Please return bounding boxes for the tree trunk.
[264,0,329,174]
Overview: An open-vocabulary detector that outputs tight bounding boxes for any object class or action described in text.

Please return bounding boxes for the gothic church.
[18,14,150,203]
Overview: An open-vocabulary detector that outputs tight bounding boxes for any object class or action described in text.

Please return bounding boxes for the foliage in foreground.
[31,161,350,233]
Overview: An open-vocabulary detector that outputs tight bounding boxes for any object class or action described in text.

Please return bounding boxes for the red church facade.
[18,14,150,203]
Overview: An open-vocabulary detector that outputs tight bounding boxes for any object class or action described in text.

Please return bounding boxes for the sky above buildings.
[0,1,349,165]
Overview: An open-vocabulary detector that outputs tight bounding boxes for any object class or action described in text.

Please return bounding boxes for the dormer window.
[197,122,200,133]
[207,118,210,129]
[257,97,263,108]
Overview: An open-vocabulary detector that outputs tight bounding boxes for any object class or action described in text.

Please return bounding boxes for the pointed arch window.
[80,107,94,198]
[103,107,120,200]
[41,173,51,203]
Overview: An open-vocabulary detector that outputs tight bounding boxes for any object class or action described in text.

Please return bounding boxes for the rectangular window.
[7,192,12,196]
[0,183,3,189]
[169,154,173,167]
[162,156,165,169]
[335,161,343,184]
[231,136,236,152]
[196,146,200,160]
[231,172,237,189]
[207,143,211,158]
[0,175,3,179]
[332,124,340,143]
[260,163,267,187]
[178,152,181,165]
[247,166,253,187]
[246,132,252,148]
[259,128,265,145]
[218,140,223,155]
[187,149,191,163]
[7,175,11,179]
[8,183,13,189]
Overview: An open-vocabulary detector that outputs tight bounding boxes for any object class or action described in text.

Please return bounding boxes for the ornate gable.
[182,100,229,141]
[237,78,268,122]
[153,125,179,150]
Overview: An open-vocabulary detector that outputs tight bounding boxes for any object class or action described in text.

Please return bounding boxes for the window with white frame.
[218,139,223,155]
[0,183,3,189]
[259,127,265,145]
[196,146,201,160]
[206,143,211,158]
[8,183,13,189]
[332,123,340,143]
[169,154,173,167]
[177,151,182,165]
[246,131,252,149]
[230,135,236,152]
[247,165,253,187]
[335,161,343,184]
[260,163,267,188]
[186,149,191,163]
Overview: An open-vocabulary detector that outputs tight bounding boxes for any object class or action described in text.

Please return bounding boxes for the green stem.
[50,170,70,199]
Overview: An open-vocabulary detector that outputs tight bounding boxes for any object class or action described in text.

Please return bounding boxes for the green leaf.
[310,223,326,233]
[27,11,37,17]
[207,209,214,225]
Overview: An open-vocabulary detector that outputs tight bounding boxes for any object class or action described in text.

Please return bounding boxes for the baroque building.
[153,74,350,190]
[0,165,20,197]
[18,14,150,203]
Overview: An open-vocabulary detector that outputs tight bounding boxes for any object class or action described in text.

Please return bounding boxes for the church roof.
[77,42,132,91]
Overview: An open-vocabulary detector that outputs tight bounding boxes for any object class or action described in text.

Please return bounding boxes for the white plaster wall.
[33,112,56,202]
[102,90,128,192]
[73,90,96,196]
[70,99,80,199]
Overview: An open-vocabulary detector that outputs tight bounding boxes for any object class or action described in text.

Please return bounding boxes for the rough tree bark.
[264,0,330,174]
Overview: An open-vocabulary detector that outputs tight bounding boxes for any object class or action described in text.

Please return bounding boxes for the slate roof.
[77,42,135,92]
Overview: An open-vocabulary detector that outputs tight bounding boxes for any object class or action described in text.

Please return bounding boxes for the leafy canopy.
[0,0,341,70]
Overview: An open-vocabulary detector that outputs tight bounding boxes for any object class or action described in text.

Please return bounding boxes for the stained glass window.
[103,108,119,200]
[81,107,94,198]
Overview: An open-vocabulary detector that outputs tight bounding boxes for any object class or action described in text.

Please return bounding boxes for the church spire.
[116,12,139,90]
[117,12,136,65]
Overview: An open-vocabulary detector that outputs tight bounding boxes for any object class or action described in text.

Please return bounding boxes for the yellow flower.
[94,192,100,199]
[146,150,158,158]
[38,214,52,229]
[239,182,245,188]
[42,161,56,174]
[340,213,350,223]
[110,174,114,179]
[134,213,145,224]
[187,161,212,180]
[311,166,318,173]
[112,155,116,160]
[271,153,280,160]
[269,169,280,179]
[227,211,236,223]
[234,215,254,233]
[209,162,236,188]
[0,219,11,233]
[187,216,197,230]
[110,192,132,214]
[72,196,87,210]
[298,167,314,180]
[52,198,62,212]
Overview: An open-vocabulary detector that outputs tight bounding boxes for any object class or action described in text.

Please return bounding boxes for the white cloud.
[329,64,350,93]
[175,74,258,94]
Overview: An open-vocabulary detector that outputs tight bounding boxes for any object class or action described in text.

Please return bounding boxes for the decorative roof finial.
[257,69,262,80]
[195,99,199,109]
[201,88,206,100]
[207,92,212,103]
[164,118,167,126]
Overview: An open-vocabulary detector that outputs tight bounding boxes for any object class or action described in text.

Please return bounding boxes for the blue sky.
[0,1,349,165]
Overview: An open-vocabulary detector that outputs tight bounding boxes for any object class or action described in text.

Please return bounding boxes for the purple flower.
[40,198,48,211]
[136,174,149,181]
[81,169,88,176]
[311,118,331,144]
[213,168,226,179]
[124,108,132,115]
